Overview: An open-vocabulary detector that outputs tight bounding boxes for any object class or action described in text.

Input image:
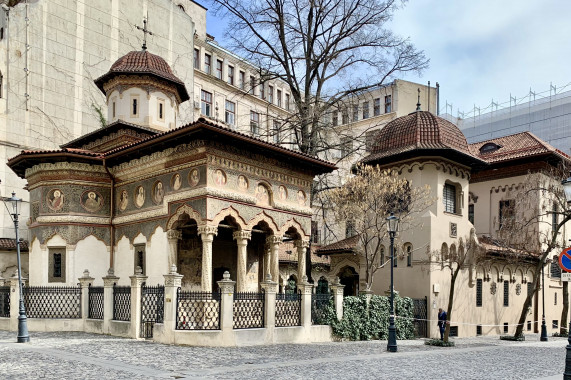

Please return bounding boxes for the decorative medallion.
[153,181,164,204]
[189,168,200,187]
[490,282,497,295]
[118,190,129,211]
[80,190,103,213]
[297,190,306,206]
[515,283,521,295]
[278,185,287,201]
[213,169,227,186]
[255,183,270,206]
[238,175,249,191]
[171,173,182,191]
[47,189,64,211]
[135,186,145,208]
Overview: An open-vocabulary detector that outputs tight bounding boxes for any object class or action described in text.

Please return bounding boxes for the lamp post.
[386,212,399,353]
[561,175,571,379]
[540,262,548,341]
[3,192,29,343]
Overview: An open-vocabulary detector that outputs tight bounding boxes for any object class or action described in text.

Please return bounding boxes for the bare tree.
[208,0,428,157]
[327,164,433,291]
[492,169,571,338]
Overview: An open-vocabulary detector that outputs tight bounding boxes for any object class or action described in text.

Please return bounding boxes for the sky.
[205,0,571,117]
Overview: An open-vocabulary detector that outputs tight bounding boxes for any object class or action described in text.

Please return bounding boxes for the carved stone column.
[129,267,147,339]
[162,265,183,344]
[329,277,346,320]
[233,230,251,292]
[267,235,282,290]
[166,230,182,270]
[78,270,94,321]
[198,225,218,292]
[102,268,119,334]
[217,271,236,331]
[295,240,310,284]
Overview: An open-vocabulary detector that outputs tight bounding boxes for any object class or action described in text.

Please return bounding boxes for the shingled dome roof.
[362,110,486,167]
[94,50,190,102]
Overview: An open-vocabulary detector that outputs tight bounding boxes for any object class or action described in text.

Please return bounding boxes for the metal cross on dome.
[135,17,153,51]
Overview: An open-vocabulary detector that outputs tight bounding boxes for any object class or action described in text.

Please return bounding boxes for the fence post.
[78,270,94,321]
[102,268,119,334]
[163,265,183,344]
[129,266,147,339]
[329,277,345,320]
[299,276,313,328]
[217,271,236,332]
[9,270,25,332]
[260,275,277,341]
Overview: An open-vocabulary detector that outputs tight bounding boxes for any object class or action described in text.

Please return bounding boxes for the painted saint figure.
[172,173,182,190]
[238,175,248,190]
[119,190,128,211]
[214,169,226,186]
[83,191,102,212]
[135,186,145,208]
[189,169,200,186]
[153,181,164,204]
[297,190,306,206]
[255,184,270,206]
[278,185,287,201]
[48,189,64,211]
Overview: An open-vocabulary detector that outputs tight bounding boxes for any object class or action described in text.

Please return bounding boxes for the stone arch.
[210,206,248,230]
[279,218,308,238]
[246,211,279,234]
[330,257,359,278]
[166,204,204,230]
[440,242,449,262]
[490,265,501,282]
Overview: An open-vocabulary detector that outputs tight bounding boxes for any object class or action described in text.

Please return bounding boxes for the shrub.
[425,338,455,347]
[499,335,525,341]
[328,294,415,341]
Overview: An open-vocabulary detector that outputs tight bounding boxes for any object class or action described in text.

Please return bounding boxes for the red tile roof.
[94,50,189,102]
[469,131,571,164]
[362,111,486,166]
[316,235,359,254]
[0,238,28,251]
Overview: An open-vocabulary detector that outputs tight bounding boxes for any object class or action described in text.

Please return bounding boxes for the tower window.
[132,98,138,116]
[158,100,164,120]
[112,100,116,118]
[134,245,146,275]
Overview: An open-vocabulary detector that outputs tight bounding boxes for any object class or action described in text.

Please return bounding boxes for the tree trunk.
[561,281,569,335]
[444,268,460,343]
[514,262,542,338]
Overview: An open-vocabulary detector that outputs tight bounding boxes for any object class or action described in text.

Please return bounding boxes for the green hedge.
[325,294,415,341]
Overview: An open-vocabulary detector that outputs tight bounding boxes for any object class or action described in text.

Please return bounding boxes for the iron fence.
[275,291,301,327]
[23,285,81,319]
[311,293,333,325]
[233,291,264,329]
[0,286,10,318]
[88,286,104,320]
[141,285,164,338]
[176,289,221,330]
[113,285,131,321]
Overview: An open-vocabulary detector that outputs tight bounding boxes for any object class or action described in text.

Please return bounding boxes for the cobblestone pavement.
[0,331,567,380]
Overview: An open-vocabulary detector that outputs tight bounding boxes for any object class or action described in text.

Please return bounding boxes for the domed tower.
[94,49,190,131]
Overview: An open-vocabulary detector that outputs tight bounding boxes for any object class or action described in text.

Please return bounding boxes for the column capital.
[295,239,310,249]
[129,272,148,287]
[233,230,252,242]
[167,229,182,240]
[266,235,282,245]
[260,279,278,294]
[198,225,218,239]
[78,269,94,287]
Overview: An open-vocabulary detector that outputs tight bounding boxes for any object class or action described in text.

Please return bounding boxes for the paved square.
[0,331,566,379]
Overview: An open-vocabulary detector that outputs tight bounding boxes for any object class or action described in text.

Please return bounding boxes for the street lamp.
[2,192,29,343]
[562,175,571,379]
[540,261,548,342]
[386,212,399,353]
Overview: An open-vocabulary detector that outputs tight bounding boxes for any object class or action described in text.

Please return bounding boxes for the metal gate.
[412,297,428,338]
[140,285,164,338]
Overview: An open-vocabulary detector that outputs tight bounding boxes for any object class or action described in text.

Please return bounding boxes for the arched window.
[380,246,385,267]
[405,244,413,267]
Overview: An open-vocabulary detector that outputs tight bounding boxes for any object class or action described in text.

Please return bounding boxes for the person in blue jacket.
[438,308,447,340]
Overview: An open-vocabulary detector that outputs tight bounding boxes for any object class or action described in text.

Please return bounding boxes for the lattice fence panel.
[275,292,301,327]
[0,286,10,318]
[113,285,131,321]
[141,285,164,338]
[23,286,81,319]
[176,290,221,330]
[88,286,104,320]
[311,293,333,325]
[233,291,264,329]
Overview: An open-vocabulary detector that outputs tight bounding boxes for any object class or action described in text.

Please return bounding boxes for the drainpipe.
[103,159,115,269]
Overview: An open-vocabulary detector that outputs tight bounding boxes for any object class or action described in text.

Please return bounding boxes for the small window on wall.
[405,244,413,267]
[443,183,457,214]
[476,325,482,336]
[553,320,559,329]
[503,323,508,333]
[158,100,165,121]
[498,199,514,229]
[134,245,146,275]
[476,279,483,307]
[132,98,138,117]
[503,280,509,307]
[468,204,474,224]
[527,321,531,331]
[112,100,116,118]
[555,292,558,306]
[49,248,66,283]
[380,246,385,266]
[449,326,458,337]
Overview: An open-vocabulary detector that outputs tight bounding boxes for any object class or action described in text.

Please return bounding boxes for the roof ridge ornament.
[135,16,153,51]
[416,88,421,111]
